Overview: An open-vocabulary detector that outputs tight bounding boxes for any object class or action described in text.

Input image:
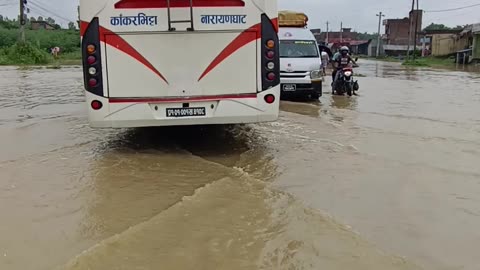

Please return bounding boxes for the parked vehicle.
[278,11,322,100]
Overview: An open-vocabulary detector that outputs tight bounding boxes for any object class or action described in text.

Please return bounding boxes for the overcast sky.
[1,0,479,32]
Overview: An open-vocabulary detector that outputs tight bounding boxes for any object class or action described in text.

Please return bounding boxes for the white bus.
[80,0,280,128]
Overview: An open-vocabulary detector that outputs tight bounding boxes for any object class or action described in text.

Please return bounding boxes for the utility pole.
[19,0,26,43]
[326,21,329,44]
[413,0,420,60]
[376,12,385,57]
[340,22,343,43]
[406,0,415,60]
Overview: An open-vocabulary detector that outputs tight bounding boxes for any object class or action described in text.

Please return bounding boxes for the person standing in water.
[320,49,330,76]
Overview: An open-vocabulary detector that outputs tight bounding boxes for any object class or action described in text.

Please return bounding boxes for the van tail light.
[82,17,104,97]
[261,14,280,91]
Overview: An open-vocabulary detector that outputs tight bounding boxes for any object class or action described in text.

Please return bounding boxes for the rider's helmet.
[340,46,349,56]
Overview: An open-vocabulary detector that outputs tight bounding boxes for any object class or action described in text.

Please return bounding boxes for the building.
[383,17,410,45]
[422,29,464,56]
[315,28,359,44]
[382,10,423,55]
[31,21,55,30]
[313,28,363,52]
[349,40,371,55]
[473,23,480,61]
[368,39,384,57]
[383,10,422,45]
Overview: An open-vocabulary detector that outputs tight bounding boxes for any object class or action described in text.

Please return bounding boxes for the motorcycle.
[333,67,359,96]
[332,66,359,96]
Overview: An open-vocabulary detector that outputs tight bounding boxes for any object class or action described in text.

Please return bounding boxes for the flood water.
[0,61,479,270]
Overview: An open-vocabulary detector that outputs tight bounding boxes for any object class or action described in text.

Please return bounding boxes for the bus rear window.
[115,0,245,8]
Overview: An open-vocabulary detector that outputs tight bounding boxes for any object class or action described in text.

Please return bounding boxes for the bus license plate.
[166,107,206,118]
[283,84,296,91]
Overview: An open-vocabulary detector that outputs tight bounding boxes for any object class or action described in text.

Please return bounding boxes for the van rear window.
[115,0,245,8]
[280,40,319,58]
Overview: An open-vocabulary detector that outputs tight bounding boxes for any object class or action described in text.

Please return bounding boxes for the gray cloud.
[279,0,480,33]
[1,0,479,31]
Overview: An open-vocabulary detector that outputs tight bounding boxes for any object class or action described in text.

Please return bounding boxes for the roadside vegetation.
[402,56,456,68]
[0,17,81,66]
[360,54,456,68]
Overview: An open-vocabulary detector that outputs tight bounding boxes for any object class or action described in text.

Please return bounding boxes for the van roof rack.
[278,10,308,27]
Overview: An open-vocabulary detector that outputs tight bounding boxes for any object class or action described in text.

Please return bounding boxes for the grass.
[358,55,403,62]
[366,54,456,68]
[402,56,456,68]
[51,50,82,66]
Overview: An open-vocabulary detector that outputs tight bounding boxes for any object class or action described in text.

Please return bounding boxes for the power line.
[425,3,480,12]
[28,6,55,20]
[27,0,73,22]
[29,0,68,20]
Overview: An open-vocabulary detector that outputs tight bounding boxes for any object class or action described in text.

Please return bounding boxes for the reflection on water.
[331,95,358,110]
[81,125,276,242]
[63,126,419,270]
[280,101,321,118]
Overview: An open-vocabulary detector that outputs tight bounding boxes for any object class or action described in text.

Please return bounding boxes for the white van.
[278,11,322,99]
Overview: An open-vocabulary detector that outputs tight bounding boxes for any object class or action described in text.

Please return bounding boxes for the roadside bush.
[0,28,17,48]
[0,28,80,53]
[0,43,50,65]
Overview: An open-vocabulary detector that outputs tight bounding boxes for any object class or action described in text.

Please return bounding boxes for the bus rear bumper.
[86,88,280,128]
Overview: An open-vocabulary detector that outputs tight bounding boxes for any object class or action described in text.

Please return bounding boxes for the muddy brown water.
[0,61,479,270]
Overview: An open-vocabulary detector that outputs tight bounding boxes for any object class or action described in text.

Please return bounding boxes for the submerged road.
[0,61,479,270]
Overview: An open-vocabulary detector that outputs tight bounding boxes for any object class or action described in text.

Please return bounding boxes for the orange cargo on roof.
[278,10,308,27]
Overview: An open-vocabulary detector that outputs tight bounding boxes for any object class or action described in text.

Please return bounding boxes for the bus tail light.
[87,56,96,65]
[91,100,103,110]
[88,78,97,87]
[261,14,280,91]
[266,51,275,59]
[87,45,96,54]
[264,94,275,104]
[82,17,104,97]
[266,40,275,49]
[267,72,276,81]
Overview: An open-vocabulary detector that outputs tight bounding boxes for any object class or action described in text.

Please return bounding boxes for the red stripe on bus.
[115,0,245,9]
[99,27,169,84]
[272,18,279,32]
[80,21,88,37]
[109,93,257,103]
[80,21,168,84]
[198,23,261,82]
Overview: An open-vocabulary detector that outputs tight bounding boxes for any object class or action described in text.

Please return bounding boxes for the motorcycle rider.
[332,46,356,93]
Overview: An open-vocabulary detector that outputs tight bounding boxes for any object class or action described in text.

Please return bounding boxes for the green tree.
[357,32,377,40]
[46,17,55,25]
[424,23,448,30]
[68,21,76,30]
[37,16,44,21]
